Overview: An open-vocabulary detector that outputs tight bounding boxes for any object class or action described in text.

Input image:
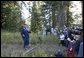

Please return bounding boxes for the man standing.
[21,23,31,50]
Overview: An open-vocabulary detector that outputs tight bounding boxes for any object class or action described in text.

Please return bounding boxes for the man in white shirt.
[51,27,54,35]
[60,33,65,46]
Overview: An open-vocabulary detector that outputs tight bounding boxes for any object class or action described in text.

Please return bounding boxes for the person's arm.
[21,33,25,37]
[25,27,31,33]
[21,28,25,37]
[67,37,71,42]
[27,30,31,33]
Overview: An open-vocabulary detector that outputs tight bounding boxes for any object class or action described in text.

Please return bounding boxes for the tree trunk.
[59,1,66,30]
[52,4,56,28]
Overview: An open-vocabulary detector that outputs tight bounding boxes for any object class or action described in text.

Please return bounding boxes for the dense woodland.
[1,1,82,32]
[1,1,83,57]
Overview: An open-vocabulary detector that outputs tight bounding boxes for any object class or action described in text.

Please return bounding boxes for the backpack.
[66,47,75,57]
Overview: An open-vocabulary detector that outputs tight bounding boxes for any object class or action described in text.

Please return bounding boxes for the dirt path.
[1,42,66,57]
[22,42,66,57]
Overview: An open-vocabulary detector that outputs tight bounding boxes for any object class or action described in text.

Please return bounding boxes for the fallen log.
[23,44,40,56]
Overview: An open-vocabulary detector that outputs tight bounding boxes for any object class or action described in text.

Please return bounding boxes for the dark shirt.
[68,30,74,40]
[21,27,29,38]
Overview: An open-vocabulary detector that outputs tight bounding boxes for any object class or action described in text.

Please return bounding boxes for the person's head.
[21,20,25,27]
[22,23,25,27]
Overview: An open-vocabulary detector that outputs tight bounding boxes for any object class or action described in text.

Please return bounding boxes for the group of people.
[59,26,83,57]
[42,26,58,36]
[20,23,83,57]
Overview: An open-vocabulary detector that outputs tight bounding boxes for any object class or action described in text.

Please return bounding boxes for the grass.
[42,34,60,44]
[30,33,40,45]
[1,29,61,57]
[1,29,22,45]
[24,48,48,57]
[1,29,60,45]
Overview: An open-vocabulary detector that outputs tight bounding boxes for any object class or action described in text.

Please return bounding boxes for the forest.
[1,1,83,57]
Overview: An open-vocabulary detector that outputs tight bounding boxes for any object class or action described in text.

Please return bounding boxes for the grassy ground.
[1,29,66,57]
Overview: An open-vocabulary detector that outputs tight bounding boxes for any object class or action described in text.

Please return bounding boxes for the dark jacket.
[68,30,74,40]
[21,27,29,38]
[74,35,83,54]
[21,26,31,47]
